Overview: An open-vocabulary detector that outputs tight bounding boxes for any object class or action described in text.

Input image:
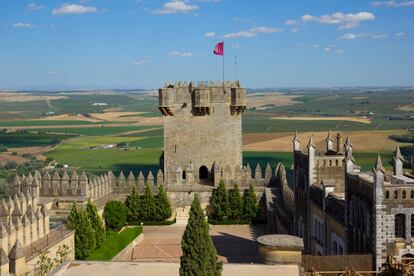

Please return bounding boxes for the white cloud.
[52,4,98,15]
[324,47,332,52]
[232,44,240,48]
[301,12,375,29]
[338,32,388,40]
[133,59,148,65]
[27,3,47,11]
[335,49,344,54]
[170,51,193,57]
[312,44,320,48]
[371,1,414,7]
[222,26,282,39]
[204,32,216,38]
[194,0,221,2]
[395,32,405,36]
[152,1,199,15]
[12,22,35,28]
[286,19,299,25]
[291,28,299,33]
[48,71,56,75]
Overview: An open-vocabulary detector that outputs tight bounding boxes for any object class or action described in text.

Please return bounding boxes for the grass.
[86,226,143,261]
[44,136,161,174]
[0,120,97,127]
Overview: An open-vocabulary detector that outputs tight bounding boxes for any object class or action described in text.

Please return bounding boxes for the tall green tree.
[125,186,142,223]
[66,202,80,230]
[86,198,106,248]
[243,184,259,221]
[141,184,156,221]
[67,203,96,260]
[103,200,127,231]
[211,180,229,220]
[155,185,172,221]
[228,184,243,221]
[180,195,222,276]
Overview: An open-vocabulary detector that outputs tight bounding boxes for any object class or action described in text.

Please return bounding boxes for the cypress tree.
[67,202,96,259]
[228,184,243,221]
[76,211,96,259]
[141,184,156,221]
[211,180,229,220]
[243,184,259,221]
[125,186,141,223]
[180,195,222,276]
[103,200,127,231]
[86,198,106,248]
[155,185,172,221]
[67,202,80,231]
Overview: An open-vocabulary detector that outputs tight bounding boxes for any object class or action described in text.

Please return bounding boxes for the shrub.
[211,180,229,220]
[180,195,222,276]
[155,185,172,221]
[243,184,259,221]
[228,184,243,221]
[103,200,127,231]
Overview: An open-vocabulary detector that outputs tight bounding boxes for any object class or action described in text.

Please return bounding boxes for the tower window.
[395,213,405,239]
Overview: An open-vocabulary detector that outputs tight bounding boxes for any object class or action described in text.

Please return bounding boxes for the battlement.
[159,80,246,116]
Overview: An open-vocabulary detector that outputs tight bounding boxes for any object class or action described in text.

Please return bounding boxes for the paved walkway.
[125,224,266,263]
[55,262,300,276]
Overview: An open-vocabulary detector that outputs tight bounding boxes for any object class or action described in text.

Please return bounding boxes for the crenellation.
[138,171,145,188]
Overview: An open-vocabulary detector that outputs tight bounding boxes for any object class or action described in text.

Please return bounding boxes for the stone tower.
[159,81,246,186]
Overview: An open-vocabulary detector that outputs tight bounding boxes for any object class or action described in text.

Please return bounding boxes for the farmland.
[0,88,412,179]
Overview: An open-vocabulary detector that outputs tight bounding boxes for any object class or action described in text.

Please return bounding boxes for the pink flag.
[213,42,224,56]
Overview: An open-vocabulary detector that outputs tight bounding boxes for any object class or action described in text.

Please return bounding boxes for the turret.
[373,153,385,202]
[292,131,300,152]
[336,132,344,155]
[344,136,353,160]
[326,131,334,153]
[308,135,316,186]
[393,145,404,176]
[157,169,164,187]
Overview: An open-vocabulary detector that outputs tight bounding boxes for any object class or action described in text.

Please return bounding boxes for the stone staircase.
[175,206,191,225]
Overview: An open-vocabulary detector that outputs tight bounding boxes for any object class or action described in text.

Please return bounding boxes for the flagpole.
[234,56,237,82]
[222,41,225,87]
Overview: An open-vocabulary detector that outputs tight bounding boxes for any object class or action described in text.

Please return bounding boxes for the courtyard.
[118,224,267,263]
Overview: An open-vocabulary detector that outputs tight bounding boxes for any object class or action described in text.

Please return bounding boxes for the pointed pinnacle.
[394,145,404,161]
[375,153,385,172]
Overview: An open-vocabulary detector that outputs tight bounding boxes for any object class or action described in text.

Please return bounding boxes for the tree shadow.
[211,225,266,264]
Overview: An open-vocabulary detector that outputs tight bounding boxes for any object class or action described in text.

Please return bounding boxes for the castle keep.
[159,81,246,186]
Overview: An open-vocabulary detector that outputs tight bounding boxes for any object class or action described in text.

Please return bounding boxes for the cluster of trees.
[67,199,106,259]
[125,185,172,223]
[180,195,222,276]
[102,185,172,231]
[211,181,259,222]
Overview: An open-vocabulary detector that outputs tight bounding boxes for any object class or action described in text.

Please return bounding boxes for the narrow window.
[395,213,406,239]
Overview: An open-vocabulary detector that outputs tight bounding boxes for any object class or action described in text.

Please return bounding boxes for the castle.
[3,81,414,272]
[272,131,414,269]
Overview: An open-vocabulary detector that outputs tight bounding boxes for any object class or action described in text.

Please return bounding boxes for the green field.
[0,131,76,148]
[44,135,162,174]
[35,126,156,136]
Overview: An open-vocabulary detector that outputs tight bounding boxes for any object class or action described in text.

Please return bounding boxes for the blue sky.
[0,0,413,89]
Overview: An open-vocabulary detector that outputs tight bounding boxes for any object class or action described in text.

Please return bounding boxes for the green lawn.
[86,226,143,261]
